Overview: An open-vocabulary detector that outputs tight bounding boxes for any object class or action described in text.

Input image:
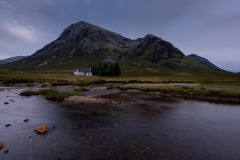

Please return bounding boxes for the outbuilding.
[74,68,92,76]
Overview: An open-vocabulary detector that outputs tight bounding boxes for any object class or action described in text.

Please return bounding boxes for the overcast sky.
[0,0,239,72]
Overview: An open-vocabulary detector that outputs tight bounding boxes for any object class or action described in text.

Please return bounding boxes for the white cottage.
[74,68,92,76]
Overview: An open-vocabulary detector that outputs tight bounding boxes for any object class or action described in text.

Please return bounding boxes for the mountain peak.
[61,21,98,34]
[59,20,124,41]
[2,21,198,72]
[75,21,89,25]
[144,34,156,38]
[70,21,96,28]
[188,54,198,57]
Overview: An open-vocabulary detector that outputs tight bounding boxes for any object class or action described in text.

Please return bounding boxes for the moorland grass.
[20,91,40,96]
[1,69,239,102]
[39,89,83,101]
[1,68,239,84]
[115,84,240,100]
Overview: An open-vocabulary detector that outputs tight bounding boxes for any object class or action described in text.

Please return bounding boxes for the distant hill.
[0,56,27,65]
[0,21,226,75]
[187,54,221,70]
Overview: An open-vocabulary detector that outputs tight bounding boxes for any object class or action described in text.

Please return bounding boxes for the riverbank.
[111,83,240,103]
[1,87,240,159]
[1,79,240,104]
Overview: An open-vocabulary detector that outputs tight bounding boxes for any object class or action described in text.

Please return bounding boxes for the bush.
[77,79,106,86]
[20,91,40,96]
[2,79,34,84]
[41,84,48,87]
[39,89,83,101]
[74,87,89,92]
[92,63,121,77]
[51,80,71,86]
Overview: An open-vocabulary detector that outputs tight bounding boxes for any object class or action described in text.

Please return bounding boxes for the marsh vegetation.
[1,69,240,103]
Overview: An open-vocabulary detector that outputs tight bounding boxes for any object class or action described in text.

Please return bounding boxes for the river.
[0,88,240,160]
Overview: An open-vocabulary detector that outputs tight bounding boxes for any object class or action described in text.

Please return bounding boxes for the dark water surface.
[0,88,240,160]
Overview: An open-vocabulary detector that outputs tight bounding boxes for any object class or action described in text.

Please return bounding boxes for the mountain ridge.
[187,54,221,70]
[0,21,225,75]
[0,56,27,65]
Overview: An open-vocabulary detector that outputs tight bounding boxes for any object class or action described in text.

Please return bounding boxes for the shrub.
[20,91,40,96]
[92,63,121,77]
[77,79,106,86]
[41,84,48,87]
[2,79,34,84]
[39,89,83,101]
[74,87,89,92]
[51,80,71,86]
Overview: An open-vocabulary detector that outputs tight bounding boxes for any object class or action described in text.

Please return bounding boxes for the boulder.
[20,91,40,96]
[23,119,30,123]
[3,150,9,154]
[34,125,50,134]
[0,141,4,150]
[5,124,11,127]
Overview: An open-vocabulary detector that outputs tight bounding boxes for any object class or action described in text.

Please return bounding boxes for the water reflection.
[0,89,240,160]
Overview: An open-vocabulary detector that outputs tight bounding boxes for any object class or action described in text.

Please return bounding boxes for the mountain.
[0,56,27,65]
[187,54,221,70]
[0,21,225,75]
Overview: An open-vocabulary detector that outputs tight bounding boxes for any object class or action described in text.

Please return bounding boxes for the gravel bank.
[84,87,121,97]
[64,96,129,105]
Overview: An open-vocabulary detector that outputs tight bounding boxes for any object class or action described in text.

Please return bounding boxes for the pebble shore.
[64,96,126,105]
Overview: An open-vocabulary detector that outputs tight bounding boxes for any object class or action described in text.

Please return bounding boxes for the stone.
[4,102,9,105]
[20,91,40,96]
[3,150,9,154]
[5,124,11,127]
[0,141,4,150]
[23,119,29,123]
[34,125,50,134]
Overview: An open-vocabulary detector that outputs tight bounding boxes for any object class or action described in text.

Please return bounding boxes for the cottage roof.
[77,68,92,73]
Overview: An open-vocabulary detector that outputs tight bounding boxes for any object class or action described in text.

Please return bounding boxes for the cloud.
[0,0,239,72]
[83,0,92,6]
[218,63,240,73]
[1,21,38,43]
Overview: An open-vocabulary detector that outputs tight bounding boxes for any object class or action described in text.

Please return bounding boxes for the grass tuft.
[20,91,40,96]
[39,89,83,101]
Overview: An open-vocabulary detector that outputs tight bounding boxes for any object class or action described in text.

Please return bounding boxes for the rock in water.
[20,91,40,96]
[4,102,9,105]
[5,124,11,127]
[23,119,30,123]
[3,150,9,154]
[0,142,4,150]
[34,125,50,134]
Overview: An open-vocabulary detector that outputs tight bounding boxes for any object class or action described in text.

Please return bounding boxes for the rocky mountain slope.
[0,56,27,65]
[0,21,224,74]
[187,54,220,70]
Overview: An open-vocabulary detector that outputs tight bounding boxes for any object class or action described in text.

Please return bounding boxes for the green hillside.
[0,21,227,76]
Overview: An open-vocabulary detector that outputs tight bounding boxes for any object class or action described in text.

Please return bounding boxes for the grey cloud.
[0,0,239,72]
